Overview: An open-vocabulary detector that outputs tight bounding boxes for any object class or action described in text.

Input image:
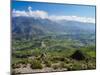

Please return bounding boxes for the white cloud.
[12,9,29,17]
[12,6,95,23]
[12,6,48,19]
[49,15,95,23]
[28,6,32,12]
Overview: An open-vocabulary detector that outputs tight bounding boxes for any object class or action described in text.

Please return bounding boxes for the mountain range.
[12,16,95,40]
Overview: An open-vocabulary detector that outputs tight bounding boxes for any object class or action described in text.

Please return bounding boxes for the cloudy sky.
[12,1,96,23]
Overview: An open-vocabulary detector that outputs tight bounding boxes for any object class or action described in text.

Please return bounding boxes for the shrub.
[12,63,21,69]
[52,56,65,62]
[81,64,88,70]
[67,66,73,71]
[44,60,51,67]
[87,62,96,69]
[52,64,60,70]
[60,62,68,68]
[70,50,85,60]
[71,63,82,70]
[11,70,16,75]
[30,60,43,69]
[65,58,70,64]
[17,59,28,65]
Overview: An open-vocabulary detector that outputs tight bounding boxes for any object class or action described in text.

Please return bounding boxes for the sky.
[12,1,96,23]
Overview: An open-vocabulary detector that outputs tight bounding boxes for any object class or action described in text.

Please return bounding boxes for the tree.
[70,50,85,60]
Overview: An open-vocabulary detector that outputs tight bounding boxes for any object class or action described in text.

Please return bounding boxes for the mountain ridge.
[12,16,95,40]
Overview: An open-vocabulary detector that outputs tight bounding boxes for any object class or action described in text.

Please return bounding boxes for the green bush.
[12,63,21,69]
[51,56,66,63]
[72,64,82,70]
[65,58,71,64]
[30,60,43,69]
[44,60,51,67]
[52,64,60,70]
[60,62,68,68]
[70,50,86,60]
[17,59,28,64]
[67,66,73,71]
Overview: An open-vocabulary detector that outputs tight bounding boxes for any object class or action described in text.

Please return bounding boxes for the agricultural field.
[12,34,96,74]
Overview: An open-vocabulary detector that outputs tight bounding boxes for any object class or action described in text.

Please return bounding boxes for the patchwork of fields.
[12,34,96,74]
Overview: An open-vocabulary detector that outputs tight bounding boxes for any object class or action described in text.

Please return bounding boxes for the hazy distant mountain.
[57,20,95,33]
[12,16,95,40]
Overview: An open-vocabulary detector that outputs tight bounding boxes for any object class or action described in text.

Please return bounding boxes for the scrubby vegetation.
[30,60,43,69]
[12,36,96,74]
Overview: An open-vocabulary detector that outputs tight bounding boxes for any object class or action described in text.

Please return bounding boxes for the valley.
[11,16,96,74]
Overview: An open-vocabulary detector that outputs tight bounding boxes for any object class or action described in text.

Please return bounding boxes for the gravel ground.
[14,64,67,74]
